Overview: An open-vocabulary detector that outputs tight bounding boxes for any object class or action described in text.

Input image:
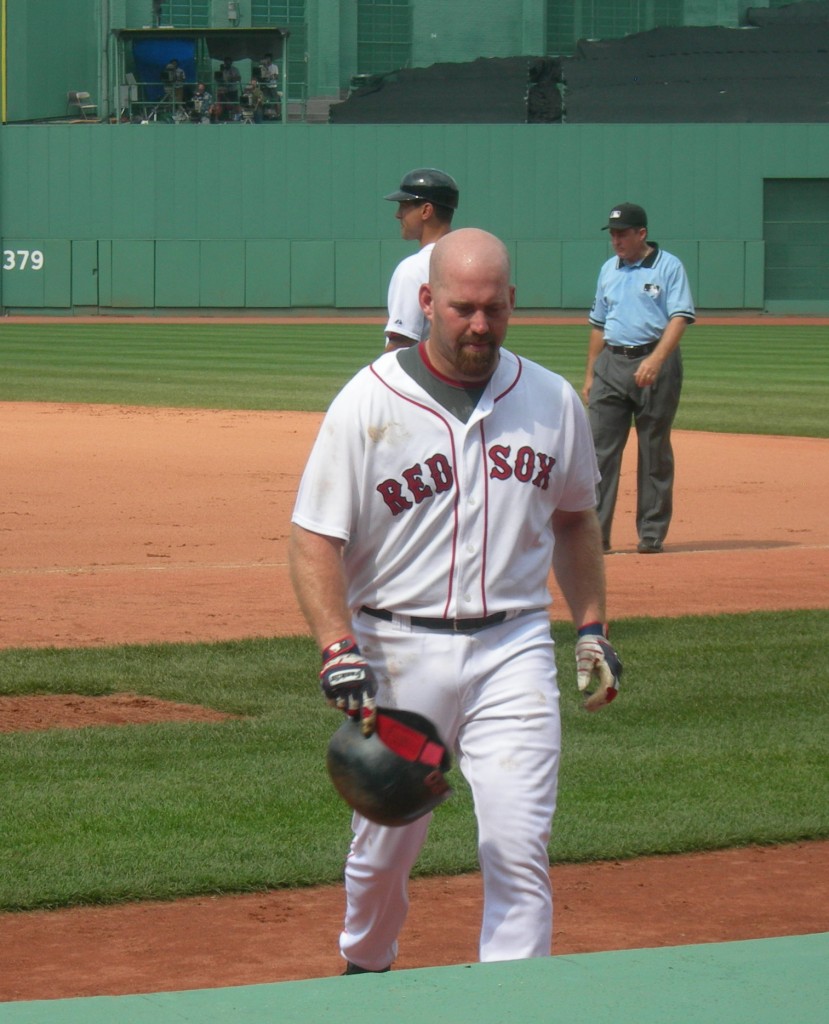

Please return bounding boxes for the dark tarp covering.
[328,4,829,125]
[562,22,829,123]
[329,57,561,124]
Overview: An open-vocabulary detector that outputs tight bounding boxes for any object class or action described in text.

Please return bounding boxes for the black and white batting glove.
[575,622,622,712]
[320,635,377,735]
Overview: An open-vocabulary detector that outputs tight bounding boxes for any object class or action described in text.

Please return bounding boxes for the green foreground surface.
[0,934,826,1024]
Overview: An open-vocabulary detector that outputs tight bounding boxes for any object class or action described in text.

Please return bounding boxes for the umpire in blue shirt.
[583,203,695,554]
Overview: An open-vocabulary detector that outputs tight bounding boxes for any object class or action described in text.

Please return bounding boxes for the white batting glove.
[320,635,378,736]
[575,623,622,712]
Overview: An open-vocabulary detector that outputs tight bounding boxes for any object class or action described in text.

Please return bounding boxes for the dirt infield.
[4,403,827,648]
[1,401,827,1001]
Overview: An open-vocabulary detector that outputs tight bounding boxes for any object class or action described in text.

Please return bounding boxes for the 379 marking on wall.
[3,250,45,271]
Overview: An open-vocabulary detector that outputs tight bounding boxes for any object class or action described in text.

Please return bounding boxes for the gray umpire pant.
[587,346,683,548]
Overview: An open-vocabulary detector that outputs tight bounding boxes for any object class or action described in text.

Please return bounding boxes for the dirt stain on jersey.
[368,422,410,445]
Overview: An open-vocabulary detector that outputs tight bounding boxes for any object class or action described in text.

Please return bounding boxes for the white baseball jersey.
[292,346,599,619]
[384,244,434,343]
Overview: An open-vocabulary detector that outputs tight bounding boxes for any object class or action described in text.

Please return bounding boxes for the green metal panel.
[291,240,335,305]
[156,241,201,306]
[0,130,48,238]
[764,298,829,314]
[43,241,72,307]
[97,240,113,307]
[697,241,744,307]
[357,0,412,76]
[114,130,167,240]
[1,239,69,307]
[410,0,535,66]
[763,179,829,304]
[71,240,99,305]
[110,239,155,307]
[765,267,827,302]
[660,241,699,306]
[514,241,562,308]
[282,127,339,241]
[54,129,98,239]
[744,241,765,309]
[0,122,824,245]
[547,0,691,55]
[159,135,203,242]
[4,0,98,123]
[335,241,383,307]
[503,240,517,293]
[2,123,829,311]
[562,240,608,309]
[235,130,290,240]
[200,240,246,307]
[245,240,291,307]
[765,178,829,220]
[380,240,414,290]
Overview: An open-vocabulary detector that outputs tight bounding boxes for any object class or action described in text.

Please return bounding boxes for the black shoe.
[343,962,391,975]
[637,540,663,554]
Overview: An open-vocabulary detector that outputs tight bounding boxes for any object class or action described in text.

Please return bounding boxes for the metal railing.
[121,81,285,124]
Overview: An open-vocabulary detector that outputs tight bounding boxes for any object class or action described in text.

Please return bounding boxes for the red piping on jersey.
[370,363,460,617]
[370,353,524,620]
[478,418,490,616]
[479,356,522,613]
[492,355,523,402]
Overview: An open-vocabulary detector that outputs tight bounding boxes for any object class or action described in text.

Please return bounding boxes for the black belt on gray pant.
[606,341,658,359]
[360,605,507,632]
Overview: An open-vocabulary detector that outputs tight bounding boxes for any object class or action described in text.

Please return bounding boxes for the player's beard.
[456,339,499,379]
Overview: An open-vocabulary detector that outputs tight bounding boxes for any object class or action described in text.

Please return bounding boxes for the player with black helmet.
[290,228,621,976]
[382,168,460,351]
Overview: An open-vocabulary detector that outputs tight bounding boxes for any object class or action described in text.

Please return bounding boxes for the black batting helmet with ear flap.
[326,707,452,826]
[384,168,460,210]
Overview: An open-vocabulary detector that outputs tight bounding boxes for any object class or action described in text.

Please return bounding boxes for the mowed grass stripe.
[1,322,827,435]
[1,611,827,909]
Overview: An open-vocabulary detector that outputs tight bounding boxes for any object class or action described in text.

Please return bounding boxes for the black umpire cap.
[384,168,460,211]
[602,202,647,231]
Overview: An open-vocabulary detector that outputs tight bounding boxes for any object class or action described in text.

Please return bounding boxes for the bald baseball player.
[382,167,459,351]
[289,228,622,974]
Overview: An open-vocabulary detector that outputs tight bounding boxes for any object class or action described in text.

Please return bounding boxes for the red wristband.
[321,635,358,664]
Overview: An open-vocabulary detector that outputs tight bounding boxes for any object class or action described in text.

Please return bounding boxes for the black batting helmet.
[384,168,460,211]
[326,707,453,827]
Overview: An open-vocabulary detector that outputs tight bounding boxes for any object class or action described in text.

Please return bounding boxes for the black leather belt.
[360,606,508,632]
[606,341,658,359]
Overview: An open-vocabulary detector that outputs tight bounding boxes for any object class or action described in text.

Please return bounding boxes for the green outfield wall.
[1,122,828,314]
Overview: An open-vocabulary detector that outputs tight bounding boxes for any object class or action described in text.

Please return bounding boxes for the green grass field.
[2,613,827,911]
[1,320,827,913]
[1,321,827,435]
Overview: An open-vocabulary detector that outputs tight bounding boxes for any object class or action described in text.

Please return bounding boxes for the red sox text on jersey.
[377,446,557,515]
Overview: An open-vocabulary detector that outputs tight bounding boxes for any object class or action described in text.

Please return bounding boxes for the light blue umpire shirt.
[589,244,696,346]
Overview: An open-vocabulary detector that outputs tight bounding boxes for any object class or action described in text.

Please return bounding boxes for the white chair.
[119,74,140,120]
[67,91,98,120]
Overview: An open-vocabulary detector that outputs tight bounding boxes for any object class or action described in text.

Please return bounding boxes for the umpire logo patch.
[644,283,661,298]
